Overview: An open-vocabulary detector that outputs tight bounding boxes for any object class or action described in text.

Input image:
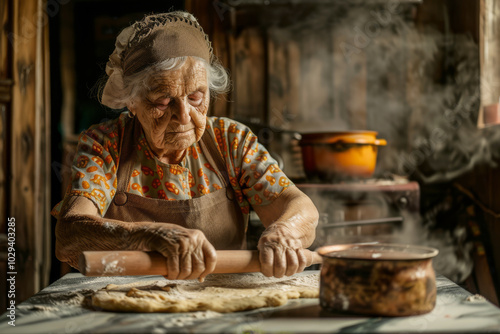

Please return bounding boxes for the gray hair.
[115,56,230,107]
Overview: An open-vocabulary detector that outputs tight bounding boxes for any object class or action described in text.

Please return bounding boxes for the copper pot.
[317,243,439,317]
[299,131,387,180]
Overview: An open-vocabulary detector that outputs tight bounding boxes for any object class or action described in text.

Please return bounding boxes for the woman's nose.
[174,99,191,125]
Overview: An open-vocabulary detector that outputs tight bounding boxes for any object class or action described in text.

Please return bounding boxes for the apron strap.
[199,129,234,200]
[113,116,138,205]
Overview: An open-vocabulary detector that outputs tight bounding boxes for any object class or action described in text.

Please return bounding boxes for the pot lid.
[317,243,439,261]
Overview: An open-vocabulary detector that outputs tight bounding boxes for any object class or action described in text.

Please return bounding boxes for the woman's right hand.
[141,225,217,281]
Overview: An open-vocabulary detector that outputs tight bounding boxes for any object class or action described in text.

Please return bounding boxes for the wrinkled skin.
[254,188,318,278]
[56,196,217,281]
[55,57,319,280]
[130,57,210,164]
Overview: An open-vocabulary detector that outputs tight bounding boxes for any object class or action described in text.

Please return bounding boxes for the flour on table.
[17,289,94,313]
[91,272,319,313]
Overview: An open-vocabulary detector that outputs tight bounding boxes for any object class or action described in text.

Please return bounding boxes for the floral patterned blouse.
[52,112,292,222]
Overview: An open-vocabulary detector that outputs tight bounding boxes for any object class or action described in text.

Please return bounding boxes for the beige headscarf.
[101,12,212,109]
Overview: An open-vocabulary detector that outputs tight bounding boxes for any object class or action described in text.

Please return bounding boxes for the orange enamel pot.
[299,131,387,180]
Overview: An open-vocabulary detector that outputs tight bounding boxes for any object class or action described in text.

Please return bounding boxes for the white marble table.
[1,272,500,333]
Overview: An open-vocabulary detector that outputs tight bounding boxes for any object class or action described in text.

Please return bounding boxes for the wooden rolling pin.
[79,250,322,277]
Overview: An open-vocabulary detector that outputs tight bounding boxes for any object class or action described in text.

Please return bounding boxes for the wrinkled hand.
[141,225,217,280]
[257,223,308,278]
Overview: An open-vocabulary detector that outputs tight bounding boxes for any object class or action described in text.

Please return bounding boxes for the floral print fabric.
[52,112,292,220]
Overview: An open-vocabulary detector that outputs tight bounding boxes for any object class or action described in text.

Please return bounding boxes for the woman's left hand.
[257,222,309,277]
[253,186,319,278]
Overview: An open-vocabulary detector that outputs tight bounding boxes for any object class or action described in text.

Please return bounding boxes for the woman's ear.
[126,100,137,116]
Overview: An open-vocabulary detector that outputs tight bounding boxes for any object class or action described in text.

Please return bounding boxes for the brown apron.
[104,117,247,250]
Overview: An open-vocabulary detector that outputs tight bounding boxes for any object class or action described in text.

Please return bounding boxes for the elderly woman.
[53,11,318,281]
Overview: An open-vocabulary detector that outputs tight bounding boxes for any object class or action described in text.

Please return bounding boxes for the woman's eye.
[154,97,170,107]
[155,104,169,111]
[188,93,203,106]
[152,97,171,113]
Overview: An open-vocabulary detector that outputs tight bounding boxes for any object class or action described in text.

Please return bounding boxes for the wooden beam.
[0,0,12,313]
[42,7,51,289]
[0,80,11,227]
[0,0,10,79]
[481,0,500,107]
[59,1,75,139]
[9,0,51,303]
[32,0,51,290]
[10,0,37,302]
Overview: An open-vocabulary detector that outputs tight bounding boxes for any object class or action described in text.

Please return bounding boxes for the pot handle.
[374,139,387,146]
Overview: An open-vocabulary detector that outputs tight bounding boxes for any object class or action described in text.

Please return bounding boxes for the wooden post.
[0,0,12,223]
[10,0,38,303]
[59,1,75,139]
[6,0,51,304]
[0,0,13,312]
[480,0,500,110]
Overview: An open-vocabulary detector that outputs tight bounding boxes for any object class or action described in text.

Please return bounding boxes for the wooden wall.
[0,0,51,309]
[188,2,423,178]
[455,0,500,306]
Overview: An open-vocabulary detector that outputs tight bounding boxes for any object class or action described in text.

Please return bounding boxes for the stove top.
[295,175,419,192]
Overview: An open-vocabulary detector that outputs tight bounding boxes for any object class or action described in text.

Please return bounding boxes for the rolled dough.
[91,272,319,313]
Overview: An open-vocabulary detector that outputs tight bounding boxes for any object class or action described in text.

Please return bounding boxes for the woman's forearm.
[55,196,182,269]
[253,185,319,247]
[56,214,140,269]
[56,195,218,280]
[253,185,319,277]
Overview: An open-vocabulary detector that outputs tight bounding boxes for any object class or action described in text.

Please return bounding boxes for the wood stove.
[296,176,421,247]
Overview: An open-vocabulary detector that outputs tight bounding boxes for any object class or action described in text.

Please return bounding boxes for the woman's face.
[130,57,209,162]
